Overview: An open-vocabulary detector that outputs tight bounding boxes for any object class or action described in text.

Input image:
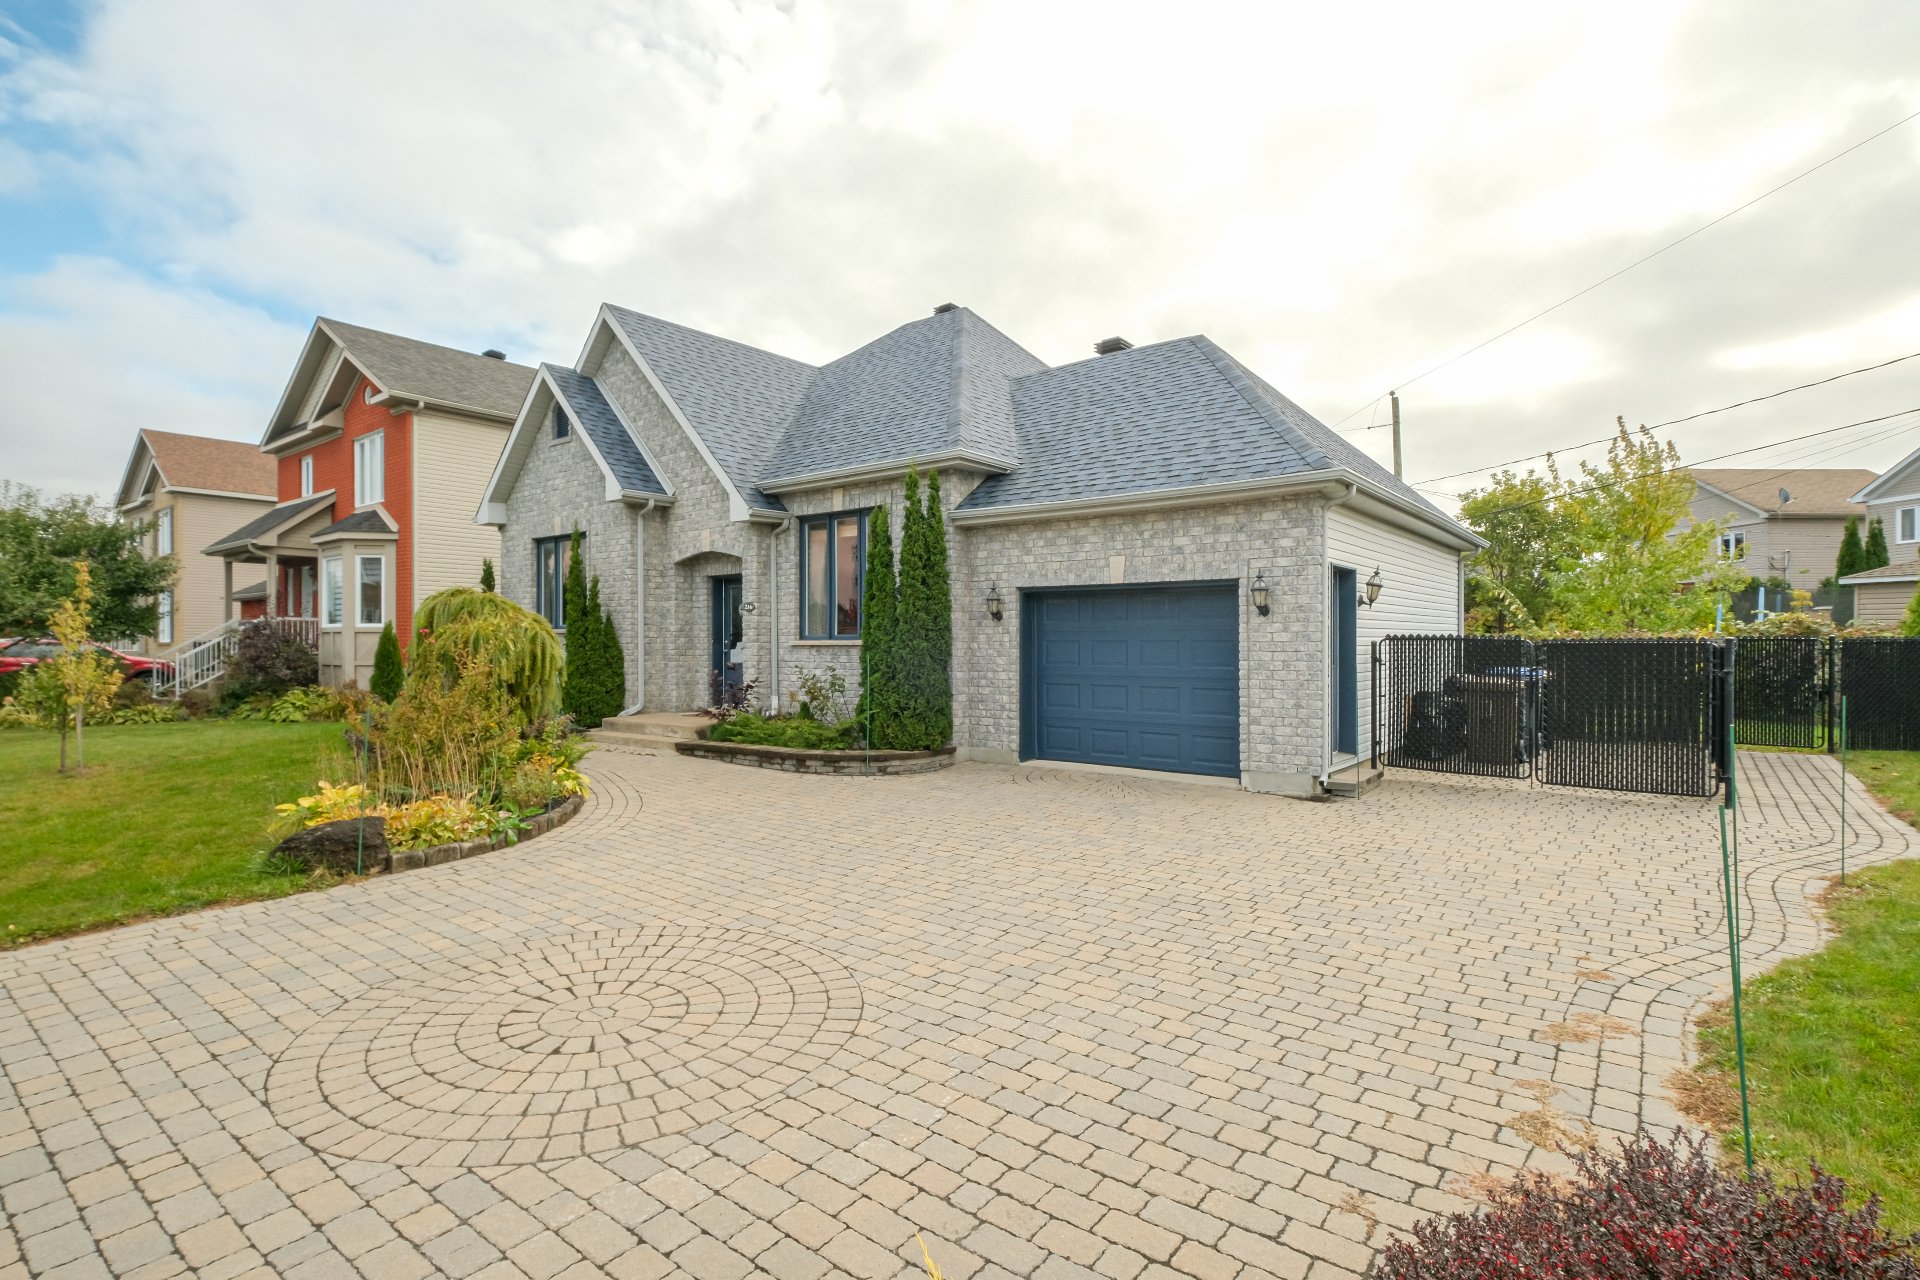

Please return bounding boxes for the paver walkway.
[1,749,1910,1280]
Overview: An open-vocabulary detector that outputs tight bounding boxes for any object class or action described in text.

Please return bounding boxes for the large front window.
[800,511,865,639]
[356,556,385,627]
[322,557,343,627]
[534,535,576,629]
[354,431,385,506]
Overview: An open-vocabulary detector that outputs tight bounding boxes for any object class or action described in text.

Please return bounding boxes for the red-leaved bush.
[1369,1133,1919,1279]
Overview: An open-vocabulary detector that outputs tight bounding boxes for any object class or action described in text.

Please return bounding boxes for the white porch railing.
[153,616,319,698]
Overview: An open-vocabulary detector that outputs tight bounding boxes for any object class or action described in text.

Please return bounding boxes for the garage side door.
[1024,584,1240,777]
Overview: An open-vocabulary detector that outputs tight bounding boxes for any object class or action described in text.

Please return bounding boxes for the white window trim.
[1897,505,1918,544]
[355,554,387,628]
[156,591,173,644]
[155,508,173,556]
[321,556,344,629]
[300,455,314,497]
[354,431,386,507]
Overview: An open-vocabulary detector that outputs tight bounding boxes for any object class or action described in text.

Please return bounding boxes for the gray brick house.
[479,304,1481,797]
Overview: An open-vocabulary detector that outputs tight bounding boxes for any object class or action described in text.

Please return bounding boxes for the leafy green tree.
[1459,421,1746,634]
[1901,585,1920,637]
[0,484,176,641]
[479,558,496,592]
[1834,516,1866,581]
[856,502,899,744]
[1864,517,1890,571]
[890,468,954,749]
[370,621,404,701]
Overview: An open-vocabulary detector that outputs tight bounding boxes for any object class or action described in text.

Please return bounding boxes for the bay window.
[322,557,344,627]
[357,556,385,627]
[799,511,865,639]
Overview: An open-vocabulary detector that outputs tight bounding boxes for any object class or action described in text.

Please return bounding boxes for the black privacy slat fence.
[1837,637,1920,750]
[1730,636,1828,750]
[1379,635,1536,779]
[1536,639,1720,797]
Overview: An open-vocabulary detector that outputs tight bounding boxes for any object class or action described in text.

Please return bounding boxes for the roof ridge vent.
[1094,336,1133,356]
[481,348,507,360]
[932,303,959,315]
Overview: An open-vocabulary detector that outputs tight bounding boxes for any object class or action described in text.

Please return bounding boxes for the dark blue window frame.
[552,403,571,439]
[533,534,579,630]
[798,511,867,640]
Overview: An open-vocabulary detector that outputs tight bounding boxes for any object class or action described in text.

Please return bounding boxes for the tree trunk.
[75,702,85,773]
[58,717,69,773]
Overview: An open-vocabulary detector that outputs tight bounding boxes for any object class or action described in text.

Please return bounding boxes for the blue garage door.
[1023,583,1240,777]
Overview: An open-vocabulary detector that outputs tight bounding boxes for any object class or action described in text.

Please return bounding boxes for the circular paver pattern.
[265,926,862,1166]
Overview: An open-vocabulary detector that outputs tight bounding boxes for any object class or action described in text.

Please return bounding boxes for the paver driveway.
[1,749,1911,1280]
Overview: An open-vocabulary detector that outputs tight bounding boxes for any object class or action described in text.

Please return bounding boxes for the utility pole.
[1390,391,1403,479]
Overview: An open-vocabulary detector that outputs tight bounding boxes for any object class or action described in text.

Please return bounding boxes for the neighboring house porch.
[481,304,1480,797]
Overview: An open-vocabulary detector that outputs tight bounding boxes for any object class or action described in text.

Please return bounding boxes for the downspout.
[1319,481,1360,793]
[619,500,654,717]
[769,516,794,712]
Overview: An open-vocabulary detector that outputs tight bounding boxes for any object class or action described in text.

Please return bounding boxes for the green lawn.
[1697,750,1920,1233]
[0,721,339,947]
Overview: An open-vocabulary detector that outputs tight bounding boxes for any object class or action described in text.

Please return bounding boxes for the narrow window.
[1899,506,1918,544]
[357,556,385,627]
[155,508,173,556]
[354,431,385,506]
[300,455,314,497]
[1719,531,1745,559]
[799,511,866,639]
[553,404,571,440]
[322,558,344,627]
[532,535,578,629]
[157,591,173,644]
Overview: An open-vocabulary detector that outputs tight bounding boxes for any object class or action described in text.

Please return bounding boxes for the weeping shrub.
[412,587,561,723]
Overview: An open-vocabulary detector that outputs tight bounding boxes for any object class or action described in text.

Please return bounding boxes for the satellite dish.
[1778,488,1792,506]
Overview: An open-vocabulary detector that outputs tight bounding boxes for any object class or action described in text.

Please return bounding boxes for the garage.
[1021,583,1241,777]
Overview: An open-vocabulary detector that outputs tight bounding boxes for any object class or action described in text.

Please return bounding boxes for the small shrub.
[479,558,496,592]
[108,702,181,724]
[226,620,317,698]
[264,685,347,723]
[382,793,494,851]
[113,678,154,709]
[708,712,858,750]
[787,667,849,722]
[178,687,217,719]
[275,780,380,832]
[1368,1131,1920,1279]
[703,671,759,720]
[370,621,403,702]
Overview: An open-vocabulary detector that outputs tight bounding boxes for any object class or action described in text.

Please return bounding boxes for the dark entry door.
[1331,568,1358,756]
[711,575,744,702]
[1022,583,1239,777]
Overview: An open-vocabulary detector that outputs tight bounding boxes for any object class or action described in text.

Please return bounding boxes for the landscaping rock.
[274,818,389,877]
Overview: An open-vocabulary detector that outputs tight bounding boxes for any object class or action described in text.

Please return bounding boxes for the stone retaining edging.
[675,739,955,775]
[385,794,586,873]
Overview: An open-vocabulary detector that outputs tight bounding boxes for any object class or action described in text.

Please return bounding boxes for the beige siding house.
[1842,445,1920,623]
[480,303,1481,797]
[114,431,276,653]
[1679,467,1875,592]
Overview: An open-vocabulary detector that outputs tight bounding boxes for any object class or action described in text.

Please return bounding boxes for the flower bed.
[676,738,954,776]
[385,793,586,873]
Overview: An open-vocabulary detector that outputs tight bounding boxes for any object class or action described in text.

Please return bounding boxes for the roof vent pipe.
[481,349,507,360]
[932,303,959,315]
[1095,336,1133,356]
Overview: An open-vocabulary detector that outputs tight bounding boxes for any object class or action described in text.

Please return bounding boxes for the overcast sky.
[2,0,1918,509]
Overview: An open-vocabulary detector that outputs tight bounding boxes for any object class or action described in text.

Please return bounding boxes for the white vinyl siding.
[1326,506,1467,762]
[409,412,506,607]
[354,431,385,506]
[1851,580,1918,625]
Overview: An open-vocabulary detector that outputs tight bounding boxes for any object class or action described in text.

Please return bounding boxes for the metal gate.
[1730,636,1827,750]
[1536,639,1720,797]
[1377,635,1723,798]
[1837,637,1920,750]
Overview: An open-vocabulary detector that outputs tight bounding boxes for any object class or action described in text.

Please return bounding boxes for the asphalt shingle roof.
[545,365,668,498]
[766,309,1043,484]
[1690,468,1876,518]
[318,319,537,421]
[606,306,815,511]
[1839,558,1920,583]
[203,493,335,554]
[314,509,397,539]
[140,430,277,497]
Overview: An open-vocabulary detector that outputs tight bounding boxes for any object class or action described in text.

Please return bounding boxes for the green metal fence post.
[1721,718,1755,1175]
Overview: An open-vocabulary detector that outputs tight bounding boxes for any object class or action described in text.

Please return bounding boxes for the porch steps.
[1324,761,1385,797]
[588,711,712,752]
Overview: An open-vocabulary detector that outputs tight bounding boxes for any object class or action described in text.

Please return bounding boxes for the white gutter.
[619,499,655,717]
[1319,482,1360,794]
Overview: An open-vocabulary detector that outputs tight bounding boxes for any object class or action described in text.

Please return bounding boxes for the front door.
[710,575,745,704]
[1331,567,1358,756]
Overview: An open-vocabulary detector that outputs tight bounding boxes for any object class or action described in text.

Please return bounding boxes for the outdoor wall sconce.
[985,583,1003,621]
[1362,567,1384,608]
[1250,570,1271,616]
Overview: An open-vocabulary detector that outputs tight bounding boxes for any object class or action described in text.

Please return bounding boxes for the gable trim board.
[477,363,677,526]
[1852,444,1920,502]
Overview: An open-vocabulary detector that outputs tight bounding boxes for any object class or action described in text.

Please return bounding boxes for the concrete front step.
[587,730,686,751]
[591,711,711,744]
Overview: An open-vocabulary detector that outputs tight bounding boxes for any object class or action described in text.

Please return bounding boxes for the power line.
[1328,105,1920,432]
[1411,348,1920,486]
[1460,407,1920,521]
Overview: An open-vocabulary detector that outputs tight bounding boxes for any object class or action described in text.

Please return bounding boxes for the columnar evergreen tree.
[370,621,404,701]
[855,502,898,744]
[1864,517,1890,571]
[1835,516,1865,581]
[479,558,496,592]
[560,529,595,723]
[891,468,954,749]
[576,575,626,726]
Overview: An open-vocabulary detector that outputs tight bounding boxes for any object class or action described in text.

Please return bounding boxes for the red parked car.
[0,638,175,683]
